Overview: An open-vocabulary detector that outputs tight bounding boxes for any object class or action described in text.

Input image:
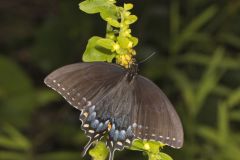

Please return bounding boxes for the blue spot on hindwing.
[126,126,133,137]
[118,130,126,140]
[96,122,103,132]
[113,130,119,141]
[89,105,95,113]
[110,124,116,137]
[87,112,96,122]
[102,120,109,130]
[90,119,99,128]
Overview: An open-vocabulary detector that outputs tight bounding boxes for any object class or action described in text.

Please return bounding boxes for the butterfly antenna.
[138,51,157,64]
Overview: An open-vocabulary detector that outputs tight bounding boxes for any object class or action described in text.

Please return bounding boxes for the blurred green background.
[1,0,240,160]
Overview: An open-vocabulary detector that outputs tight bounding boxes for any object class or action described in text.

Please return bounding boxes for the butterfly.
[44,61,183,160]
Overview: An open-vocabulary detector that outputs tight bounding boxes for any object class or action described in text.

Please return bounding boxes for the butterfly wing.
[44,62,126,111]
[44,62,136,159]
[44,62,183,160]
[131,75,184,148]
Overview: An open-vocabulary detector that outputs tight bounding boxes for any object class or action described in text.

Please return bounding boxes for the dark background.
[1,0,240,160]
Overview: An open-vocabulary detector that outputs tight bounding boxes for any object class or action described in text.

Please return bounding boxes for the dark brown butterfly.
[44,62,183,160]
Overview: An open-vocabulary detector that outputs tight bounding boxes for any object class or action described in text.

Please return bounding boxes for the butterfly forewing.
[44,62,125,110]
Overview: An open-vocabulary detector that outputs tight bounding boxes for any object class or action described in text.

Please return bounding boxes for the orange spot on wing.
[108,123,112,131]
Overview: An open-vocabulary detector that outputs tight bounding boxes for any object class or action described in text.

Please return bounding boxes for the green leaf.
[80,0,119,21]
[36,89,60,107]
[195,47,224,115]
[0,56,36,127]
[125,15,138,24]
[130,139,165,152]
[218,103,229,145]
[170,0,180,38]
[124,3,133,10]
[130,140,169,160]
[178,52,240,70]
[167,68,195,115]
[38,151,82,160]
[219,33,240,49]
[97,38,115,50]
[89,141,108,160]
[129,36,139,47]
[0,56,32,94]
[230,110,240,121]
[143,152,173,160]
[159,152,173,160]
[79,0,111,14]
[182,5,218,35]
[100,7,119,21]
[225,88,240,108]
[106,18,120,27]
[197,126,220,145]
[212,85,232,97]
[117,36,131,49]
[0,124,31,151]
[0,151,28,160]
[171,5,218,53]
[82,36,115,62]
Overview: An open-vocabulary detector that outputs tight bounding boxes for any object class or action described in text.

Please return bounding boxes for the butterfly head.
[126,58,138,81]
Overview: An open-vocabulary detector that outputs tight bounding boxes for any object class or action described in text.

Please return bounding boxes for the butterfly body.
[44,62,183,160]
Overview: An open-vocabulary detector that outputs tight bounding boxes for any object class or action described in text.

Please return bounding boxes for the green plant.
[1,0,240,160]
[80,0,138,68]
[78,0,174,160]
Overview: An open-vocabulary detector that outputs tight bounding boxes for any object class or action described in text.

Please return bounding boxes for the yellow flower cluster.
[103,3,138,68]
[116,54,133,68]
